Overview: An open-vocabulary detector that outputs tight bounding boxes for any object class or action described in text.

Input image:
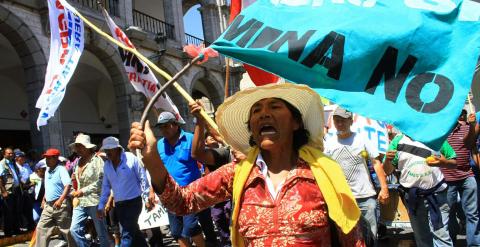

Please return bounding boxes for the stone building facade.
[0,0,243,155]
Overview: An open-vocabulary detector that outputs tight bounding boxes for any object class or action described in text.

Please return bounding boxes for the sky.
[183,1,232,41]
[183,4,204,39]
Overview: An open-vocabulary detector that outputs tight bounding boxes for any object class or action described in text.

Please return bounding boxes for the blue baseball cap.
[15,150,25,157]
[35,160,47,170]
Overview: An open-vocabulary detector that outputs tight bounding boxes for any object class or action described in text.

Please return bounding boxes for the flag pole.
[468,92,475,114]
[70,1,218,132]
[139,56,202,128]
[135,56,202,164]
[470,64,480,114]
[224,57,230,99]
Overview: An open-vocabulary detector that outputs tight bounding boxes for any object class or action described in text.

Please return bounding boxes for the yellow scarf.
[230,145,361,247]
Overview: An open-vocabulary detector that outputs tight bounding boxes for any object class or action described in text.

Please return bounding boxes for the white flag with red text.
[103,10,184,123]
[36,0,84,129]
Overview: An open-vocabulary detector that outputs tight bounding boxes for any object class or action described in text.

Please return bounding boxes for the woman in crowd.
[129,83,365,246]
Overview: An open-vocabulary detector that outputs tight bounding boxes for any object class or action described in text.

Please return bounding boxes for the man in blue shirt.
[155,111,206,247]
[15,150,35,231]
[35,148,75,247]
[97,136,150,247]
[0,147,21,236]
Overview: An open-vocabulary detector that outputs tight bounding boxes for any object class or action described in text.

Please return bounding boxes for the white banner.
[103,10,185,123]
[138,200,169,230]
[36,0,84,129]
[324,105,389,154]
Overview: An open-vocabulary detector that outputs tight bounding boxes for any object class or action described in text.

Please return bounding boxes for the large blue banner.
[211,0,480,150]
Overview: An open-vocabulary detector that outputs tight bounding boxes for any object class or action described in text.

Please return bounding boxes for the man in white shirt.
[324,107,390,246]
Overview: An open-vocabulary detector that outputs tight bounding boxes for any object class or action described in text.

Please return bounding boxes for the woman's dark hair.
[247,98,310,151]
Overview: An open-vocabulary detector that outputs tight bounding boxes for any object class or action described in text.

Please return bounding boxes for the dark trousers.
[21,191,35,230]
[211,200,231,246]
[2,187,21,236]
[198,207,218,245]
[116,196,147,247]
[149,227,164,247]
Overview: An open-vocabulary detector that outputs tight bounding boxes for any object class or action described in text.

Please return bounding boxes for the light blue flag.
[211,0,480,150]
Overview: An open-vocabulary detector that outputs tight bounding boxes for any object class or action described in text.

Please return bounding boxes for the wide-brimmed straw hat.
[215,83,324,154]
[69,133,96,149]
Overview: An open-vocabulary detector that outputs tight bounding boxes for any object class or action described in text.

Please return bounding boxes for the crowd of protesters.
[1,86,480,247]
[0,109,236,246]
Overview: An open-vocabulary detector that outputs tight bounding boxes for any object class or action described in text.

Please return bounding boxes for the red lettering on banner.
[46,75,59,94]
[129,72,137,81]
[55,0,64,9]
[127,71,158,94]
[58,13,67,31]
[149,84,157,93]
[59,31,69,48]
[115,27,134,49]
[59,46,68,64]
[58,12,69,64]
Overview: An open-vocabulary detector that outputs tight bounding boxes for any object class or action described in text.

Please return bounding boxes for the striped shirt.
[441,122,473,181]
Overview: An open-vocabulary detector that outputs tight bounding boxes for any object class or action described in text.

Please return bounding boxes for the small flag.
[36,0,85,129]
[103,9,185,123]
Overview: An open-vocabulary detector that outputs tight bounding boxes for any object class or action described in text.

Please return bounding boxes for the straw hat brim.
[215,83,324,154]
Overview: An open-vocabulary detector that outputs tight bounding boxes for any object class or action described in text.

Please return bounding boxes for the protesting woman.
[129,83,365,246]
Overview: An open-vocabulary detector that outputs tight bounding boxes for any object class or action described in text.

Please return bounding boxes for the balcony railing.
[71,0,119,16]
[133,10,175,40]
[185,33,210,47]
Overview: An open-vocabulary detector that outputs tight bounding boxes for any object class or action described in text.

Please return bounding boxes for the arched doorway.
[0,6,48,152]
[0,32,31,151]
[190,71,224,123]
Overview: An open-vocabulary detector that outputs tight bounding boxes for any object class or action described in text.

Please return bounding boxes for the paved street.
[7,226,468,247]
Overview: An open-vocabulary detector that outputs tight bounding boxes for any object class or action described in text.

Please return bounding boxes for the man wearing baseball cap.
[35,148,75,247]
[30,161,46,223]
[15,150,35,231]
[324,107,390,246]
[97,136,150,247]
[154,111,210,247]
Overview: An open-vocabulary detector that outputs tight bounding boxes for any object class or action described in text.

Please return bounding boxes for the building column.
[122,0,134,26]
[163,0,185,46]
[198,0,229,44]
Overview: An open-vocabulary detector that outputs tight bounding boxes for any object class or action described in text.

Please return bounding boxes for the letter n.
[223,15,259,44]
[364,46,417,103]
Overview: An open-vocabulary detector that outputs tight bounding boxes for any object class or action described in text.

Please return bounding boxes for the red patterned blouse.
[159,159,365,247]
